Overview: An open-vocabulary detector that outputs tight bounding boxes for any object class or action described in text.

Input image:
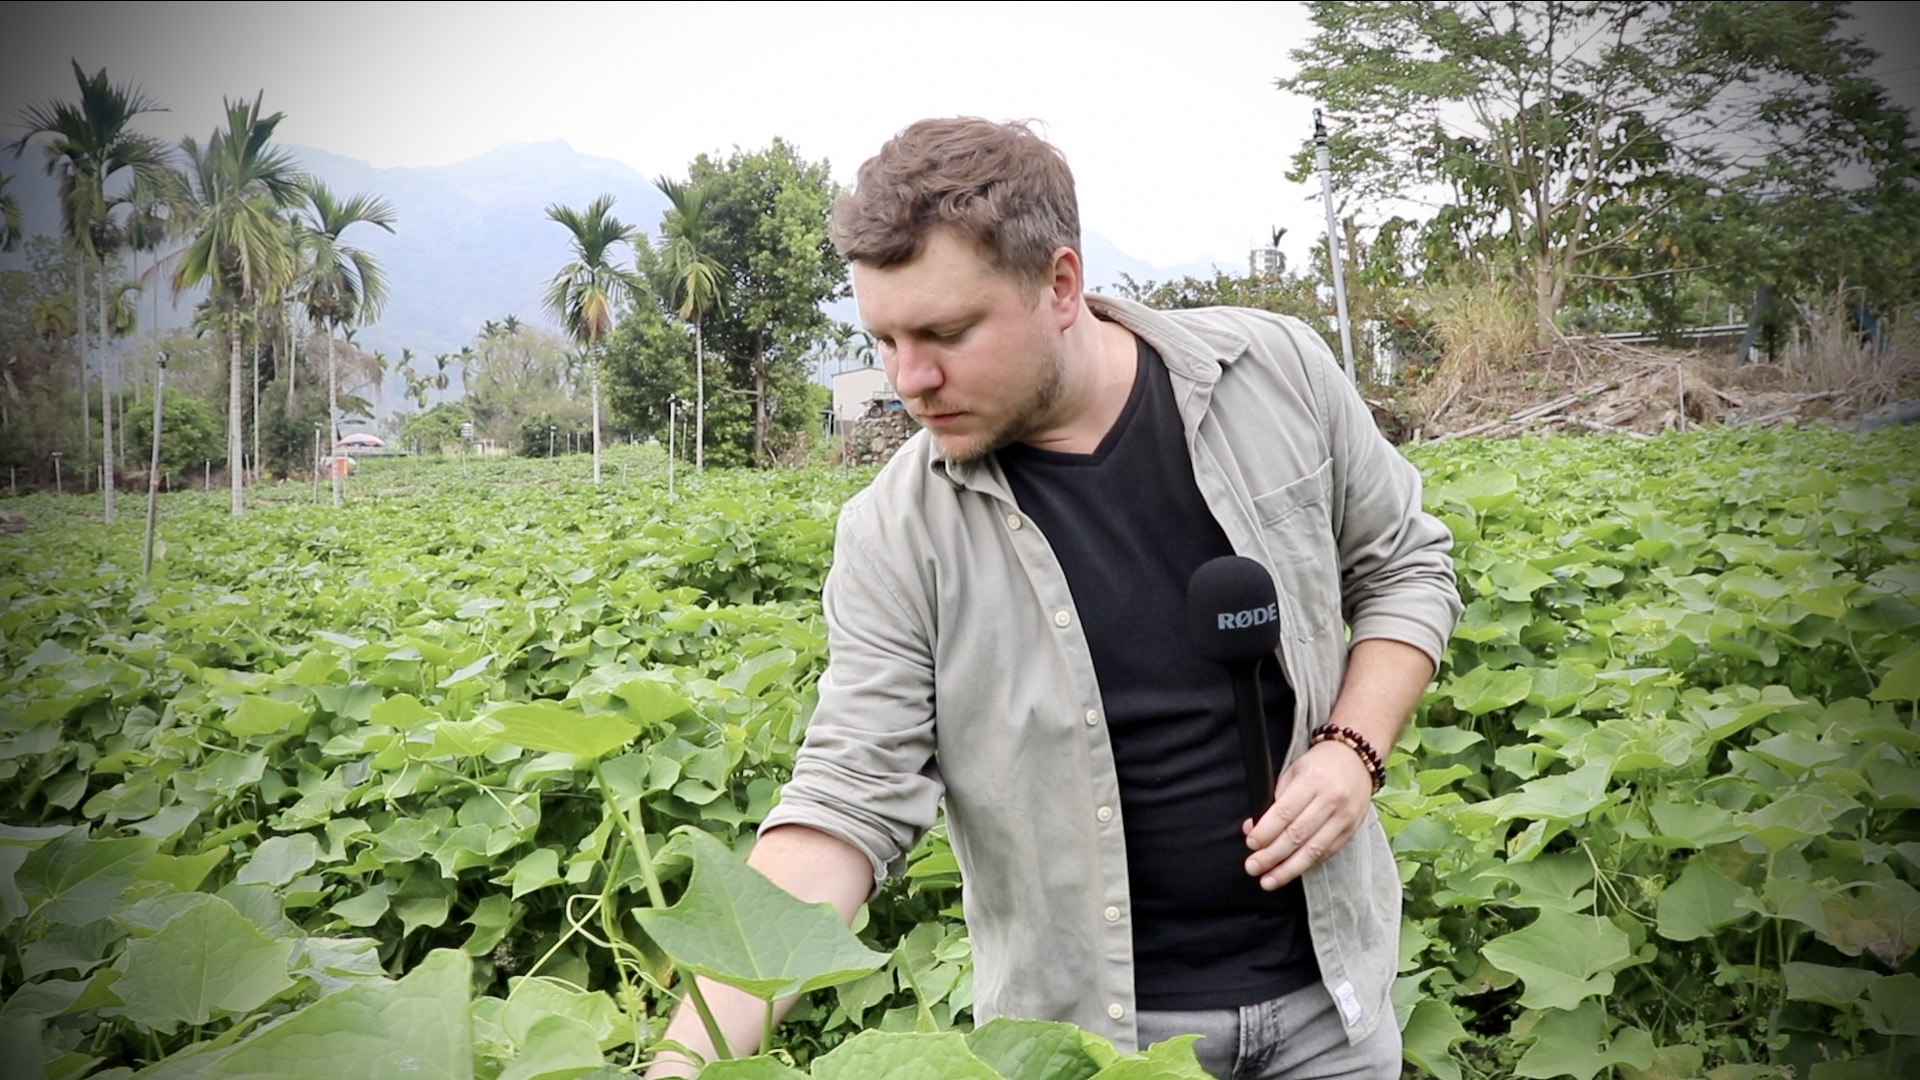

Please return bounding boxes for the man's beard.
[928,349,1067,465]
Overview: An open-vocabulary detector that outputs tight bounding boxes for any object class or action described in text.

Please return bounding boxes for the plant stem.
[591,759,727,1059]
[594,761,666,909]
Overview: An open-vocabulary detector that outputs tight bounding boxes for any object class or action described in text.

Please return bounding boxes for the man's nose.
[888,341,944,400]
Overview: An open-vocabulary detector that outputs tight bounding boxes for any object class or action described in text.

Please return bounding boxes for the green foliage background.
[1,427,1917,1077]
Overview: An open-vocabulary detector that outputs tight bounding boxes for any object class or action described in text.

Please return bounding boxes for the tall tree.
[295,179,394,505]
[0,172,22,253]
[9,61,176,519]
[1279,1,1920,335]
[680,140,844,465]
[543,194,639,483]
[173,93,305,515]
[653,175,724,471]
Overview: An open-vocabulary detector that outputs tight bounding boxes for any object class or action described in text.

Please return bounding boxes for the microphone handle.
[1231,659,1275,820]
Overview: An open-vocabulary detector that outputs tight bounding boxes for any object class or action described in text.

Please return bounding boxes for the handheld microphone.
[1187,555,1282,820]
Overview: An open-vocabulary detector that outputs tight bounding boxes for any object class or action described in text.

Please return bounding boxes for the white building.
[831,366,899,425]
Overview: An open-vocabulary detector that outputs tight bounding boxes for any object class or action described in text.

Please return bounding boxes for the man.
[648,118,1460,1079]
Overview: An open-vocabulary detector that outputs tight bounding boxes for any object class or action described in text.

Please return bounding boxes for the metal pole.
[143,352,168,576]
[668,397,677,500]
[52,453,63,495]
[204,459,210,490]
[1315,109,1358,383]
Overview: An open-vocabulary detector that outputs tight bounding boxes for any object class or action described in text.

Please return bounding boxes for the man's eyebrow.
[864,310,976,340]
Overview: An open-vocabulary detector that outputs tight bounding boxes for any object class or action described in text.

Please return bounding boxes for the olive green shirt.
[762,295,1461,1049]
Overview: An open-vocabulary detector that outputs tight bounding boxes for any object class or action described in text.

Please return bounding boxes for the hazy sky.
[5,3,1918,272]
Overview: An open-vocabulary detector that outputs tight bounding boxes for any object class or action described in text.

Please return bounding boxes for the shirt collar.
[926,294,1245,492]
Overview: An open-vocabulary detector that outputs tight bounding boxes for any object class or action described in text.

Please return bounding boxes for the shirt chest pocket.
[1250,458,1340,642]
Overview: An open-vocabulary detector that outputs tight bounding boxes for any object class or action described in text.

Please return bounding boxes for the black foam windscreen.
[1187,555,1282,663]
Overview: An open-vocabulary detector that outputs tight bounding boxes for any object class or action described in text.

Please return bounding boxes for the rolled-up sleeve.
[758,492,945,894]
[1286,318,1461,668]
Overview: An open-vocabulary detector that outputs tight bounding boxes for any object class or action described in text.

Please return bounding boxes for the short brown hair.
[831,117,1079,282]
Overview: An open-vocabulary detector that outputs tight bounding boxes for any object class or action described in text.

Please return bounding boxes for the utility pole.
[143,352,168,576]
[1315,109,1358,383]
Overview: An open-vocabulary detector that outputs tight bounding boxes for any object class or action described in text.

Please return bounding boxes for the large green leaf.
[632,829,887,1001]
[235,835,321,888]
[602,673,696,725]
[115,896,296,1030]
[1654,858,1752,942]
[1513,1002,1654,1080]
[1871,652,1920,702]
[1481,910,1635,1010]
[1087,1036,1212,1079]
[1863,973,1920,1037]
[497,1014,604,1080]
[1528,666,1598,713]
[1401,999,1468,1080]
[1819,879,1920,967]
[1645,800,1744,849]
[811,1031,1000,1080]
[965,1017,1100,1080]
[1496,764,1612,825]
[484,702,640,761]
[1445,666,1533,717]
[695,1060,809,1080]
[503,977,624,1049]
[1479,852,1595,912]
[1784,962,1878,1008]
[184,948,474,1079]
[223,694,308,739]
[17,828,156,926]
[1738,794,1842,853]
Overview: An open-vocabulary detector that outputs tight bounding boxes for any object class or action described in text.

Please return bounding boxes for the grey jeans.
[1136,983,1402,1080]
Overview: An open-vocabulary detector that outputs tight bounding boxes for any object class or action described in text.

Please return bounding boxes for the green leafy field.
[2,429,1916,1079]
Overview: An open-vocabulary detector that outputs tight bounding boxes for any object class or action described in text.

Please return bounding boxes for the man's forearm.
[1244,636,1436,888]
[645,825,872,1078]
[1324,636,1435,762]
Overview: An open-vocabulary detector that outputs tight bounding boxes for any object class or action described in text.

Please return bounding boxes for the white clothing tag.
[1333,981,1363,1027]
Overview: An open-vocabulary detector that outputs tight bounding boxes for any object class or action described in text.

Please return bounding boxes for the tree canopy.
[1280,1,1920,334]
[609,140,844,466]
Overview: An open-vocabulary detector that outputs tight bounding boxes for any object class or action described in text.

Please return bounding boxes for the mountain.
[289,139,672,358]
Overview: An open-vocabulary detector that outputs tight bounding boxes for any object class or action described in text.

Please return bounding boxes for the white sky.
[4,3,1917,272]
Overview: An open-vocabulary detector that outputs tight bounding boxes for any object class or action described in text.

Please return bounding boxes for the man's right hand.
[642,825,872,1078]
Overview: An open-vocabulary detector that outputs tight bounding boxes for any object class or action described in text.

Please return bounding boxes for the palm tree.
[0,172,22,253]
[543,194,639,484]
[294,179,394,506]
[653,176,724,471]
[9,62,175,520]
[173,93,305,515]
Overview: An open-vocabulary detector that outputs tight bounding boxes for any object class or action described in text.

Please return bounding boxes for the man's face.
[852,229,1067,464]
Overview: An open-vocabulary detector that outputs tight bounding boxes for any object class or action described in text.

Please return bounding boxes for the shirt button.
[1053,610,1071,628]
[1096,805,1113,823]
[1006,513,1023,530]
[1104,905,1121,922]
[1108,1003,1125,1020]
[1085,709,1099,726]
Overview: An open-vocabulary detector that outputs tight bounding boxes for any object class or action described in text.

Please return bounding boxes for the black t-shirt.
[997,336,1318,1010]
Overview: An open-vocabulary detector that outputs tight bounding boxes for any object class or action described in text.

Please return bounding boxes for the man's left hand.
[1241,739,1375,890]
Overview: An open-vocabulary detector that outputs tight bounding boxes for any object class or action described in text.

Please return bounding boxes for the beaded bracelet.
[1310,723,1387,793]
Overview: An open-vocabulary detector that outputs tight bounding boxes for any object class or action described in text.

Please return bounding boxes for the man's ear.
[1045,245,1084,330]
